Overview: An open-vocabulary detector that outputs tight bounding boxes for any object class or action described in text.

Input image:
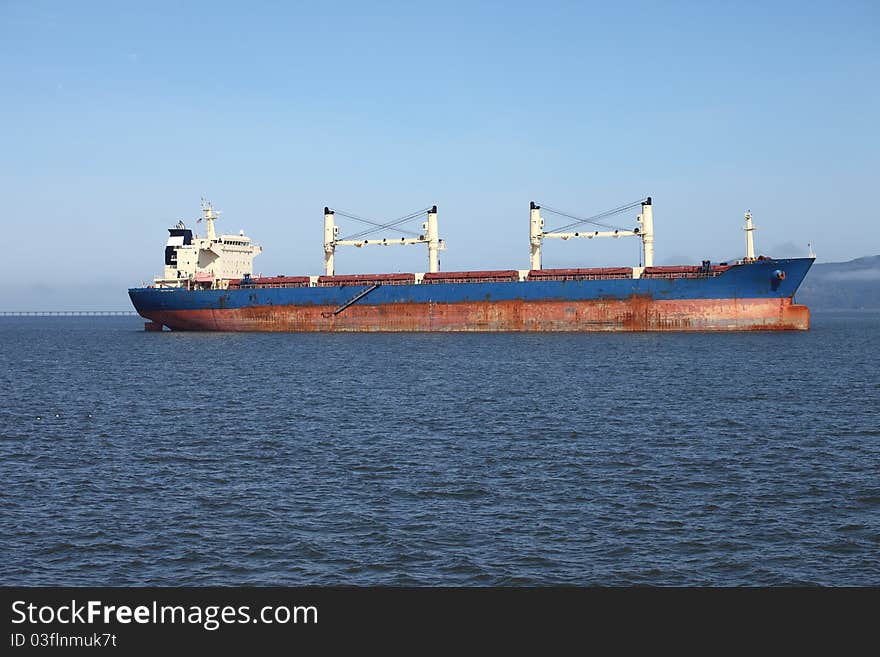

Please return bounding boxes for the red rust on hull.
[140,297,810,332]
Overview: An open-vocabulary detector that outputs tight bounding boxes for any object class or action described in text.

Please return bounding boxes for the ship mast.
[201,197,219,242]
[529,202,543,270]
[743,210,756,262]
[324,207,337,276]
[639,198,654,268]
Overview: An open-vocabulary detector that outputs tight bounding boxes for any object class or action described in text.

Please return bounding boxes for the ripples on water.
[1,313,878,585]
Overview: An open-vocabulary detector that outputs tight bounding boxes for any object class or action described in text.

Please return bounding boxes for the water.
[1,313,878,586]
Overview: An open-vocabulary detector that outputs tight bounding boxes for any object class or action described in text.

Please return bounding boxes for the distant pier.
[0,311,138,316]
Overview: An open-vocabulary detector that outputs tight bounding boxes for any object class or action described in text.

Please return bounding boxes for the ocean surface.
[1,313,878,586]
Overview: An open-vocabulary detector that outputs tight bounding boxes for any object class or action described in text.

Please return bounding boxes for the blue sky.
[1,1,877,308]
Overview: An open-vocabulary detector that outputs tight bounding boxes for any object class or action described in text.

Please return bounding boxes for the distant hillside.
[797,255,880,310]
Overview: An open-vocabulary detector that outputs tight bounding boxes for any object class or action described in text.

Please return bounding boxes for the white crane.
[323,205,445,276]
[529,197,655,270]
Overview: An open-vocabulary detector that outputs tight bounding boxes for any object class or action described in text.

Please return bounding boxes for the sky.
[1,0,877,309]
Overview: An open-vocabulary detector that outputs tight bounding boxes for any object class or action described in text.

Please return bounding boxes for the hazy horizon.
[2,1,877,310]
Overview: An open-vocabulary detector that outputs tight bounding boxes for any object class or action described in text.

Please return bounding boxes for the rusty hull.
[142,296,810,332]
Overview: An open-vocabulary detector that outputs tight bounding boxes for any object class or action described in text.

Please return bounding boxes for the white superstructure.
[154,198,262,288]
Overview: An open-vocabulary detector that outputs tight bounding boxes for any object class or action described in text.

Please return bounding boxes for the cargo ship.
[128,197,814,332]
